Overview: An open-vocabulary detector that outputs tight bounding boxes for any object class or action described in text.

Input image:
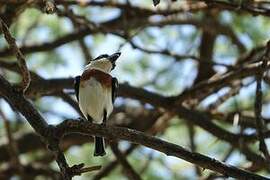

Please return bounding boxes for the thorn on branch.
[68,164,102,176]
[0,18,31,93]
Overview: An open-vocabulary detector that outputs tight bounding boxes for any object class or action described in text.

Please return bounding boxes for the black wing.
[112,77,118,103]
[74,76,81,102]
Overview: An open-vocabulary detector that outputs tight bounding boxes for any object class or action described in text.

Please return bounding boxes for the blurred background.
[0,0,270,179]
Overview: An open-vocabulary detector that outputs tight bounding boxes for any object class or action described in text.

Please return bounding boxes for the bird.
[74,52,120,156]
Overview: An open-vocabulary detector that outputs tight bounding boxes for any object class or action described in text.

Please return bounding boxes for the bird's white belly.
[79,78,113,124]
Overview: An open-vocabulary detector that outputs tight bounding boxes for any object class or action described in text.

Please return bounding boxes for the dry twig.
[0,19,30,93]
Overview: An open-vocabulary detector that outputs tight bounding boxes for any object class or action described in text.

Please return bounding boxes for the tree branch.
[254,41,270,161]
[55,120,269,179]
[0,19,30,93]
[204,0,270,17]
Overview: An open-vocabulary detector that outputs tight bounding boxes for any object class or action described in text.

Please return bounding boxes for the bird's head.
[85,52,121,73]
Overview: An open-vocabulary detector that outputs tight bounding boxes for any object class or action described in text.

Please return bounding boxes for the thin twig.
[92,144,137,180]
[78,165,102,174]
[187,123,201,177]
[0,109,24,176]
[254,40,270,161]
[139,152,154,175]
[62,7,92,64]
[111,142,142,180]
[0,18,30,93]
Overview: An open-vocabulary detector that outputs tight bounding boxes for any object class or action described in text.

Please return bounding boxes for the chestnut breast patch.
[81,69,112,87]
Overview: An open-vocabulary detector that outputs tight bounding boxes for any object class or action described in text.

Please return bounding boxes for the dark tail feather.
[94,136,106,156]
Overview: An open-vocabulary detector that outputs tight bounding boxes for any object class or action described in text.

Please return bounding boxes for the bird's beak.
[108,52,121,63]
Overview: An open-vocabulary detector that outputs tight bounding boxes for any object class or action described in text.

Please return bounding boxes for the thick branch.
[0,75,87,179]
[55,120,269,179]
[0,75,48,134]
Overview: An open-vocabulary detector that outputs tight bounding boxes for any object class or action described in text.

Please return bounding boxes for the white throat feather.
[85,59,112,73]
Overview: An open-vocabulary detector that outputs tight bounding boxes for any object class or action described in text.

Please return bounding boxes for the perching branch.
[55,119,269,179]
